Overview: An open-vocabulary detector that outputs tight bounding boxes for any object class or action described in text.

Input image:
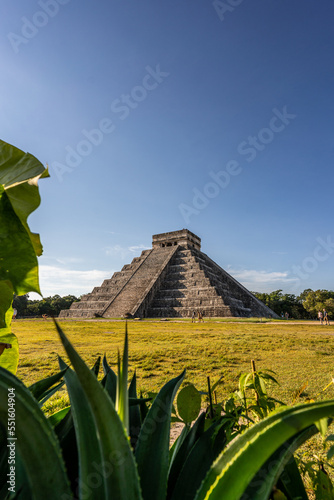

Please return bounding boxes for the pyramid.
[59,229,278,319]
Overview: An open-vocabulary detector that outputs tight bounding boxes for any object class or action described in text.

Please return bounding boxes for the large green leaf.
[135,369,186,500]
[0,367,72,499]
[0,140,48,373]
[55,320,143,500]
[0,185,40,295]
[0,306,19,373]
[176,384,201,424]
[0,139,45,188]
[195,401,334,500]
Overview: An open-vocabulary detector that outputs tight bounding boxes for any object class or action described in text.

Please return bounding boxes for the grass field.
[13,317,334,413]
[12,317,334,492]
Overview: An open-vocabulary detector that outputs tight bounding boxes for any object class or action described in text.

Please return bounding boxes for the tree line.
[12,289,334,319]
[12,294,79,318]
[253,289,334,319]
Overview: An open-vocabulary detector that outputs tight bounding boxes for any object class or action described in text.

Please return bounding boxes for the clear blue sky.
[2,0,333,298]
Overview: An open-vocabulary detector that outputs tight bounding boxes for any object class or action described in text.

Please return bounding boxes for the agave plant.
[0,321,334,499]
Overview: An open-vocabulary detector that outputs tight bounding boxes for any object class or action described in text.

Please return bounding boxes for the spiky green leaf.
[195,401,334,500]
[0,367,72,499]
[55,320,142,500]
[135,369,186,500]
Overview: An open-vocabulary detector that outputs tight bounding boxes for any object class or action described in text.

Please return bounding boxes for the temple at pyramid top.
[60,229,278,319]
[152,229,201,251]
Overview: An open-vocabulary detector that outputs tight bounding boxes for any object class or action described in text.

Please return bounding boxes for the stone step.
[60,231,279,319]
[103,247,177,317]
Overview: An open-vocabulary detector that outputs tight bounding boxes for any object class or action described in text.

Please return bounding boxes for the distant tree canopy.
[11,289,334,319]
[12,294,79,318]
[252,289,334,319]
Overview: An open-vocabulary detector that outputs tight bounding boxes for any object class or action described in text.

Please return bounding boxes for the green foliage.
[1,323,334,499]
[176,384,202,425]
[254,288,334,319]
[0,139,48,372]
[302,290,334,318]
[13,294,79,318]
[253,289,309,319]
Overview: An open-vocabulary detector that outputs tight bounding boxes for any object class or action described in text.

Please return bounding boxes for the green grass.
[13,318,334,408]
[11,317,334,493]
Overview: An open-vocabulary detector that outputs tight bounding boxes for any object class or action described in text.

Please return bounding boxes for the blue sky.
[2,0,334,298]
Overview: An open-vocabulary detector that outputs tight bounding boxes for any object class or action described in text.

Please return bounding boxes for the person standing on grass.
[323,309,330,325]
[318,310,323,324]
[192,311,196,323]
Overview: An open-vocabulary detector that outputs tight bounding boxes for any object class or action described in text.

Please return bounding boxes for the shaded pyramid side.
[147,246,278,318]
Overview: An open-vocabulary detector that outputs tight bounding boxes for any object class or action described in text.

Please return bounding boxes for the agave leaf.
[135,369,186,500]
[59,355,106,499]
[56,321,142,500]
[168,424,190,472]
[129,397,152,406]
[195,401,334,500]
[168,412,206,496]
[139,390,150,423]
[116,325,129,433]
[39,381,66,407]
[50,404,79,493]
[0,423,8,498]
[129,370,141,449]
[242,426,316,500]
[0,367,72,499]
[277,454,309,500]
[102,354,117,403]
[48,406,71,428]
[92,356,101,377]
[170,418,228,500]
[28,368,67,401]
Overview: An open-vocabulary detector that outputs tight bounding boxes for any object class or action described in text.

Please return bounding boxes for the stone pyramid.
[59,229,278,319]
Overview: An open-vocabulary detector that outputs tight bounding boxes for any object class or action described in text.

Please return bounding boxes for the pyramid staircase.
[60,229,278,319]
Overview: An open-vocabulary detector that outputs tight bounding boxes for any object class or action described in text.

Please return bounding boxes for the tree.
[302,290,334,318]
[24,295,79,317]
[253,290,307,319]
[12,294,29,318]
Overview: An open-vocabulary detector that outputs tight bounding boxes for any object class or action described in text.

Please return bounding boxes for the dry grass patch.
[12,318,334,407]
